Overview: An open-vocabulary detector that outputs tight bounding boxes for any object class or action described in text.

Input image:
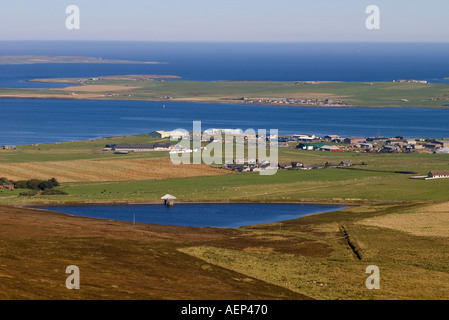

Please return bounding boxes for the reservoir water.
[36,203,346,228]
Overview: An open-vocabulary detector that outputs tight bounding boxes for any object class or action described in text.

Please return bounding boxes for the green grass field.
[1,135,449,205]
[0,134,168,163]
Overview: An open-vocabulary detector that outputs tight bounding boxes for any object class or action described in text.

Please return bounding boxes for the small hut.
[161,194,177,207]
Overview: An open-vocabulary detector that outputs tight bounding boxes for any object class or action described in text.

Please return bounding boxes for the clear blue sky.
[0,0,448,42]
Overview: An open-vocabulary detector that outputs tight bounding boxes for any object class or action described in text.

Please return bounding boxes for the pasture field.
[1,135,449,205]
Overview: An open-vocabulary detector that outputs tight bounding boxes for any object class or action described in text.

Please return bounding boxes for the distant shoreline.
[0,55,163,65]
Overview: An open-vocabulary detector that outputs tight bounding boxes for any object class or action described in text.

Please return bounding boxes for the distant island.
[0,55,163,65]
[29,74,181,85]
[1,75,449,108]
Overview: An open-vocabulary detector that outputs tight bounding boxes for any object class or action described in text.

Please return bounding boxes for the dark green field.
[1,135,449,205]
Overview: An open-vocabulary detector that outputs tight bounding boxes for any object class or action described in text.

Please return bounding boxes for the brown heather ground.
[0,205,308,300]
[1,201,448,300]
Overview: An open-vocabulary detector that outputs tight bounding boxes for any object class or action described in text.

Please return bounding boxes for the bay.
[1,98,448,145]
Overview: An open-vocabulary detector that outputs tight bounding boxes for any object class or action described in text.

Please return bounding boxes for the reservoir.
[36,203,346,228]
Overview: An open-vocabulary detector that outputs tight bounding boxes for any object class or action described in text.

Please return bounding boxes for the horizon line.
[1,40,449,44]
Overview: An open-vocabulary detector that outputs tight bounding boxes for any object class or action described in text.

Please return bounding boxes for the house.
[148,130,188,140]
[297,143,326,150]
[319,145,344,152]
[435,147,449,154]
[324,135,341,142]
[404,139,417,145]
[381,145,401,153]
[225,164,245,172]
[360,143,374,149]
[293,134,316,141]
[149,131,170,138]
[0,184,14,190]
[108,143,172,152]
[435,141,449,148]
[339,161,352,167]
[204,128,243,135]
[344,137,366,145]
[291,161,302,168]
[325,161,338,167]
[428,171,449,179]
[153,143,173,151]
[300,164,324,170]
[2,145,16,150]
[278,163,293,169]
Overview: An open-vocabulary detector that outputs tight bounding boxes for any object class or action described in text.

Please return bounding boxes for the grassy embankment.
[1,77,449,108]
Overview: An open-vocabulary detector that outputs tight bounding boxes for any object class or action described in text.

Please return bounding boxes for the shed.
[161,194,177,206]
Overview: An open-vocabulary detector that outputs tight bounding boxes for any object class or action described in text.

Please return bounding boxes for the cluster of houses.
[103,143,173,154]
[238,97,349,107]
[1,145,17,150]
[392,79,429,84]
[291,134,449,154]
[223,160,352,173]
[102,129,449,156]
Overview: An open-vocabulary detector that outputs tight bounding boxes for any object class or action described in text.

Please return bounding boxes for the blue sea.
[1,99,449,145]
[1,41,449,144]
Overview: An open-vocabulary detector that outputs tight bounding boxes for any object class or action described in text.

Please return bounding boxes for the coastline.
[1,94,446,109]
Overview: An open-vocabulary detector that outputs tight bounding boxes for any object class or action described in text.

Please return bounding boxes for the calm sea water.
[1,98,448,145]
[36,203,345,228]
[1,41,449,84]
[1,41,449,144]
